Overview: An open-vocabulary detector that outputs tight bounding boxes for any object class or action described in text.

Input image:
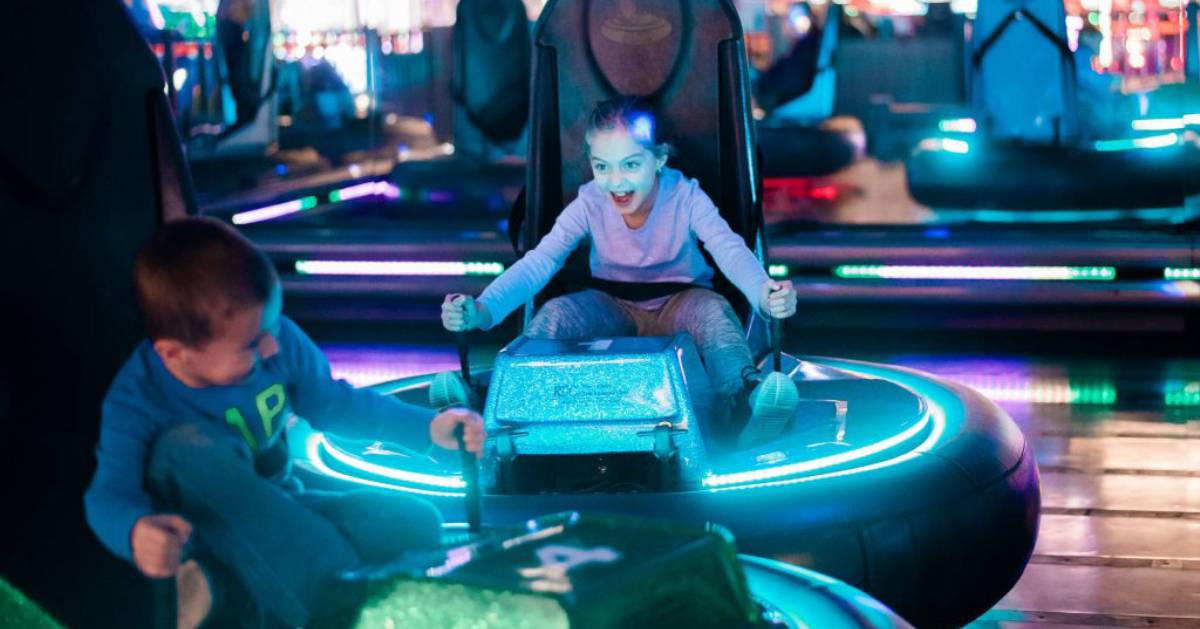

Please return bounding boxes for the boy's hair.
[585,98,672,159]
[134,217,278,346]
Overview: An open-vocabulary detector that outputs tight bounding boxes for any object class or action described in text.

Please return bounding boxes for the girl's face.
[587,127,666,218]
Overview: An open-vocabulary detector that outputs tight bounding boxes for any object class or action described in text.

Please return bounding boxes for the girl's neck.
[621,179,659,229]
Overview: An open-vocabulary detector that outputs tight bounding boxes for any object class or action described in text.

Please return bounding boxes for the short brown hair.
[135,217,278,345]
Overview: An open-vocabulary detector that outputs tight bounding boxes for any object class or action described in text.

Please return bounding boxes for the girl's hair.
[585,98,672,159]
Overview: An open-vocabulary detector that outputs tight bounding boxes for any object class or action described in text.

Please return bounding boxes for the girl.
[439,99,798,446]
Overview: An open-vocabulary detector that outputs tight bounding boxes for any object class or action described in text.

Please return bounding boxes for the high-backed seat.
[971,0,1078,144]
[767,3,840,124]
[451,0,532,150]
[517,0,762,319]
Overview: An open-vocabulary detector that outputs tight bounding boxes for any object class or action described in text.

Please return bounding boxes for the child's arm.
[84,398,162,563]
[472,199,590,328]
[686,182,773,314]
[282,317,436,448]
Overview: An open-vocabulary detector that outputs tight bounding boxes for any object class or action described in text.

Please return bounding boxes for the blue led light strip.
[305,434,466,497]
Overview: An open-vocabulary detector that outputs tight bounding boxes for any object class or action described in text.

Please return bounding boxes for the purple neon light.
[321,344,462,387]
[332,180,402,202]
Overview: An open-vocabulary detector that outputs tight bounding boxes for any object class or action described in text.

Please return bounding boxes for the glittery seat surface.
[481,334,715,485]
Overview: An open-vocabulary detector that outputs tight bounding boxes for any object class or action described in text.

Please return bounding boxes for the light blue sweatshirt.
[479,167,769,326]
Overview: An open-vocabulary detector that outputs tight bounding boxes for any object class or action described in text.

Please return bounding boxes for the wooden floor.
[896,358,1200,628]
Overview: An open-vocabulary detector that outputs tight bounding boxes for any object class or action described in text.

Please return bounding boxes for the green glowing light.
[1164,267,1200,280]
[1069,382,1118,405]
[329,190,343,202]
[833,265,1116,281]
[768,264,789,278]
[0,577,63,629]
[353,581,568,629]
[1164,381,1200,407]
[938,118,977,133]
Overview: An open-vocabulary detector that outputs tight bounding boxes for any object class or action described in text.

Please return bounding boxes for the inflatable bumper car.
[298,1,1040,626]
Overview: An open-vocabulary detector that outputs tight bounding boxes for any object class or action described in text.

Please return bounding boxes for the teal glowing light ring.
[306,433,466,497]
[306,360,963,497]
[700,364,950,492]
[702,398,947,493]
[701,401,932,487]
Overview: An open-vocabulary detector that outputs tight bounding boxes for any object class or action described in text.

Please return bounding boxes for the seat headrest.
[537,0,744,206]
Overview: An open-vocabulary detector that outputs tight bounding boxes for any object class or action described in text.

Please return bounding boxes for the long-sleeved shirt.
[479,167,770,327]
[84,315,434,562]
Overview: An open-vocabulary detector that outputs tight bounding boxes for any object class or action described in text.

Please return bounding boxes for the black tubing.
[454,424,482,532]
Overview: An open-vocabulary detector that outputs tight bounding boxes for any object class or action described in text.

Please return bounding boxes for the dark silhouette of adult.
[0,1,193,625]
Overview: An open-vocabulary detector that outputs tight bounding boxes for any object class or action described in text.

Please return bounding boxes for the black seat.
[515,0,763,322]
[450,0,532,151]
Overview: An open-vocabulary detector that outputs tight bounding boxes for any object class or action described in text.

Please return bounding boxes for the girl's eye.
[593,163,607,173]
[623,161,641,171]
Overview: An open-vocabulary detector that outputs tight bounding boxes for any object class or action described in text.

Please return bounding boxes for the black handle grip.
[454,424,481,533]
[455,331,471,385]
[770,317,783,373]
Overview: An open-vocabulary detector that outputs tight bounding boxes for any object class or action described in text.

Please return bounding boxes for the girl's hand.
[430,408,485,456]
[759,280,797,320]
[441,294,492,331]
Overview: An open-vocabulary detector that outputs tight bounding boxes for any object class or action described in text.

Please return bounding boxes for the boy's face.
[587,127,666,218]
[157,285,283,388]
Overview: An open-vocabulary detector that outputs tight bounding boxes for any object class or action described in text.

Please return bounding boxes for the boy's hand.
[759,280,797,320]
[430,408,485,456]
[441,294,492,332]
[131,514,193,578]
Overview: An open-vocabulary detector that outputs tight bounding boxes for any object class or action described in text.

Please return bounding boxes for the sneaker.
[429,371,478,411]
[736,371,799,448]
[176,559,213,629]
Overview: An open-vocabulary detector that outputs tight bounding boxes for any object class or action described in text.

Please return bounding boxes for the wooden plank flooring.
[907,359,1200,628]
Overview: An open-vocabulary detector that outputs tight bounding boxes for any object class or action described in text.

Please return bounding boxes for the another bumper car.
[906,0,1200,211]
[335,511,912,628]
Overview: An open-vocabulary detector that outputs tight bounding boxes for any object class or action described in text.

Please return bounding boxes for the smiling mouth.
[610,191,634,206]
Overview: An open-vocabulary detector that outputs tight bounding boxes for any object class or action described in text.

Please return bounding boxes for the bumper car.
[334,510,912,628]
[297,1,1039,626]
[906,0,1200,211]
[296,343,1037,628]
[754,3,858,179]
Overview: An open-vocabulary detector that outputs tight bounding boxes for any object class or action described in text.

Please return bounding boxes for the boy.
[85,217,483,627]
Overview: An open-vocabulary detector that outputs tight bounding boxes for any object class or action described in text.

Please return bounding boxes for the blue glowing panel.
[494,356,678,423]
[482,334,713,475]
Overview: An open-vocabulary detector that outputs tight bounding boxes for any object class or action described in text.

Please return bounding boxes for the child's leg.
[145,422,362,627]
[526,289,637,340]
[652,289,754,397]
[295,489,444,564]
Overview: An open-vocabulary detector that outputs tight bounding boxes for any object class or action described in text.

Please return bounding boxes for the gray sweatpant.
[526,288,754,397]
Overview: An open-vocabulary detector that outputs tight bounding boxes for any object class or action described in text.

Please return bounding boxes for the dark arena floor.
[3,0,1199,627]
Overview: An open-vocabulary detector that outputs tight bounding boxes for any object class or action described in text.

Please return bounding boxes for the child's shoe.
[429,371,478,411]
[736,371,799,448]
